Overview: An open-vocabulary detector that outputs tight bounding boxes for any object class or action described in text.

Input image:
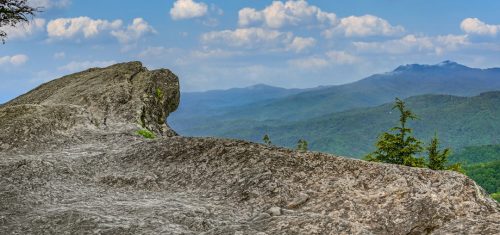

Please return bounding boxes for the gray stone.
[253,213,272,221]
[267,207,282,216]
[0,62,499,234]
[287,192,309,209]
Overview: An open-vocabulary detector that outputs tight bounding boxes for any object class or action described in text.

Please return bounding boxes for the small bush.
[491,192,500,202]
[136,129,156,139]
[155,88,164,100]
[263,134,272,145]
[297,139,308,151]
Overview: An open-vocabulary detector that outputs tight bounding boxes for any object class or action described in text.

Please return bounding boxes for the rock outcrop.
[0,62,499,234]
[0,62,179,153]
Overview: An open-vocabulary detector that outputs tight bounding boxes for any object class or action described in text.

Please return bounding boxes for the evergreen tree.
[427,134,450,170]
[426,134,464,173]
[263,134,272,145]
[447,162,464,173]
[365,98,426,167]
[297,139,308,151]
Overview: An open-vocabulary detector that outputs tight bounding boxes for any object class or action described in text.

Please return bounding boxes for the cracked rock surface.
[1,62,499,234]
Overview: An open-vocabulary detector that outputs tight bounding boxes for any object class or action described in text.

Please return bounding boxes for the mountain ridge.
[179,91,500,158]
[171,60,500,134]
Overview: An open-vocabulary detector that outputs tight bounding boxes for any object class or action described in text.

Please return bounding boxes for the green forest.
[448,145,500,200]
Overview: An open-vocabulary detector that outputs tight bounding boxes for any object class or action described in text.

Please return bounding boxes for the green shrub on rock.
[136,129,156,139]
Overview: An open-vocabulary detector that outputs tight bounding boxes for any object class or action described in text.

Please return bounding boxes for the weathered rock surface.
[0,62,179,153]
[0,62,499,234]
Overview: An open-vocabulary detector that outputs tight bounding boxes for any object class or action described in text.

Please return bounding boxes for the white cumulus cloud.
[323,15,404,38]
[238,8,262,27]
[46,17,155,44]
[0,54,29,66]
[201,27,293,48]
[170,0,208,20]
[287,36,316,52]
[288,50,359,70]
[238,0,336,28]
[47,17,123,39]
[433,34,470,55]
[353,34,469,55]
[1,18,46,40]
[202,27,315,53]
[460,18,499,36]
[111,18,156,44]
[237,1,402,39]
[354,35,433,54]
[326,50,359,64]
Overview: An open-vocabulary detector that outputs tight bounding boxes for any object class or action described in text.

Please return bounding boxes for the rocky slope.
[0,62,499,234]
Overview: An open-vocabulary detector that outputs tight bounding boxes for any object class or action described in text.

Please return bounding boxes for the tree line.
[262,98,462,173]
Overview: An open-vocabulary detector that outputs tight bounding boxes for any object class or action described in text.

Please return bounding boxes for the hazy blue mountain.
[202,61,500,122]
[170,84,313,131]
[170,61,500,158]
[180,91,500,158]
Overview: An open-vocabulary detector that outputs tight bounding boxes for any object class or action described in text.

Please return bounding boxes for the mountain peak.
[438,60,458,66]
[436,60,468,68]
[247,83,277,89]
[393,61,469,72]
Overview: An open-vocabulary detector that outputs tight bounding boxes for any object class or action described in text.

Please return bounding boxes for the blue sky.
[1,0,500,103]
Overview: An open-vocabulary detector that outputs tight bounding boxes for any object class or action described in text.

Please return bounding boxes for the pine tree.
[365,98,426,167]
[302,139,308,151]
[426,134,464,173]
[446,162,464,173]
[263,134,272,145]
[297,139,308,151]
[427,134,450,170]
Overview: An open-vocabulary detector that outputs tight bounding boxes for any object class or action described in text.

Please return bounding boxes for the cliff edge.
[0,62,498,234]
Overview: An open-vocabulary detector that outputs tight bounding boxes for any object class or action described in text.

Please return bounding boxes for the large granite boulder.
[0,62,179,153]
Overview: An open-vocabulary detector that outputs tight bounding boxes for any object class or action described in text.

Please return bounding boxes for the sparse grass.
[136,129,156,139]
[491,192,500,202]
[155,87,164,100]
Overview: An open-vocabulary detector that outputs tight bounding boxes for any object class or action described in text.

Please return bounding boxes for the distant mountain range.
[170,84,311,129]
[169,61,500,155]
[177,91,500,156]
[172,61,500,125]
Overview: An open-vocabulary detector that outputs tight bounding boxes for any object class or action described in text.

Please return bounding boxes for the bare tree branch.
[0,0,40,43]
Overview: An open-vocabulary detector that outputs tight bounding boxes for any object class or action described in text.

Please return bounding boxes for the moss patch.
[155,87,164,100]
[136,129,156,139]
[490,192,500,202]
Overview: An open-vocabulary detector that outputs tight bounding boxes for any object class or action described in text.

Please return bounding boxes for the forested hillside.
[180,92,500,158]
